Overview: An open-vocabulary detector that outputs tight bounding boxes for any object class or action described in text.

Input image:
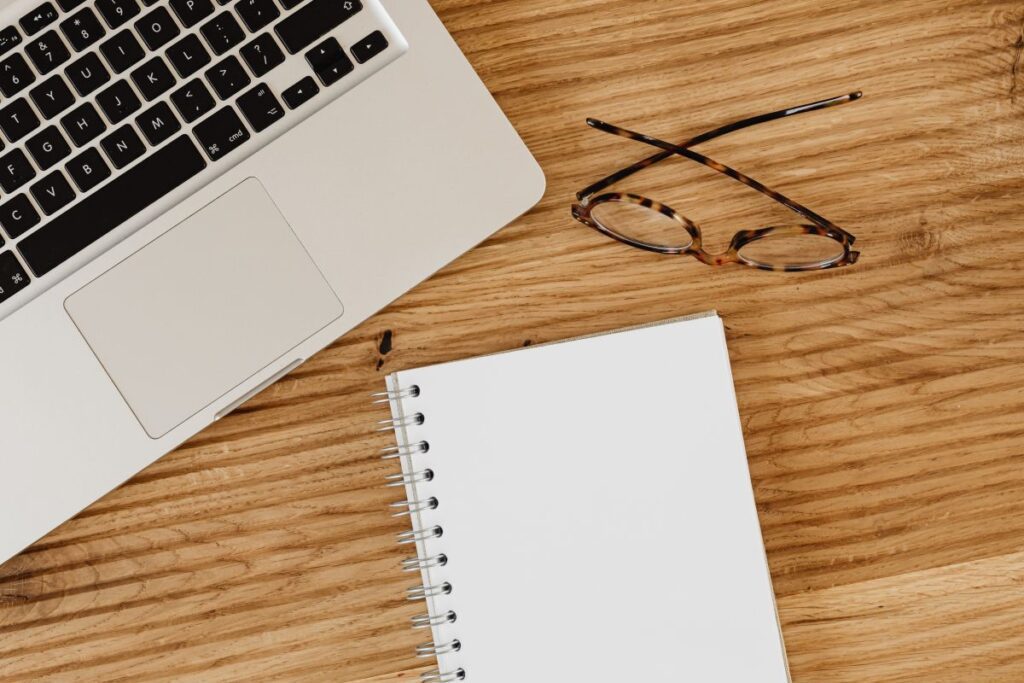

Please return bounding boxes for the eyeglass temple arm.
[575,91,861,201]
[588,119,855,241]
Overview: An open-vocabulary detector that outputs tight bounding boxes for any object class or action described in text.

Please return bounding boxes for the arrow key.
[304,37,341,72]
[282,75,318,110]
[237,82,283,132]
[304,36,352,87]
[314,53,352,87]
[351,30,387,64]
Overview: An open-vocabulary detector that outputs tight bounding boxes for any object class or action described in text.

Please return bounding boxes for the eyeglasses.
[571,92,862,271]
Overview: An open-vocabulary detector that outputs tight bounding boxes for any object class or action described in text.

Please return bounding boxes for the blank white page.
[388,313,789,682]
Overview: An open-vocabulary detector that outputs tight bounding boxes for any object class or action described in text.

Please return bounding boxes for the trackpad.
[65,178,344,438]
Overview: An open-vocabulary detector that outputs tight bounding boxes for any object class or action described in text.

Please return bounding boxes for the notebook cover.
[385,313,789,682]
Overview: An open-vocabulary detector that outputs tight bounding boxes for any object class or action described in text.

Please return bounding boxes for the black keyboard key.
[240,32,283,77]
[96,0,140,29]
[99,29,144,72]
[279,0,303,9]
[142,0,158,5]
[205,54,248,99]
[0,149,36,192]
[0,53,36,96]
[26,125,71,169]
[0,251,31,303]
[0,99,41,142]
[131,55,175,100]
[59,7,106,51]
[30,170,75,215]
[0,27,25,59]
[20,3,59,36]
[281,75,317,109]
[170,78,214,122]
[305,36,340,70]
[65,52,110,95]
[351,30,386,64]
[100,123,144,167]
[237,82,282,132]
[275,0,360,54]
[192,105,247,160]
[235,0,279,33]
[136,101,179,145]
[95,79,140,122]
[314,51,351,86]
[30,74,75,118]
[305,36,352,87]
[20,135,206,276]
[0,194,41,238]
[60,101,105,145]
[66,146,111,191]
[169,0,214,28]
[56,0,88,11]
[135,6,180,50]
[25,30,71,74]
[199,12,243,55]
[165,33,210,77]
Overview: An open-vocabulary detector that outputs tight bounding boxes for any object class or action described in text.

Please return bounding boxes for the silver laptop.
[0,0,544,564]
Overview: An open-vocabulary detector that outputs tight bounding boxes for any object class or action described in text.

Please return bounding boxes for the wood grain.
[3,0,1024,680]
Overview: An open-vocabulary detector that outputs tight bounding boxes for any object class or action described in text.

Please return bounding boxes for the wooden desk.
[3,0,1023,680]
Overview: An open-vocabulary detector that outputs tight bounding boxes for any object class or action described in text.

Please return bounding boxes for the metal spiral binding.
[390,496,438,517]
[377,384,464,682]
[371,384,421,404]
[421,670,466,682]
[380,440,430,460]
[397,525,443,545]
[416,639,462,657]
[402,553,448,572]
[411,610,457,629]
[386,469,435,487]
[406,581,452,601]
[377,412,424,432]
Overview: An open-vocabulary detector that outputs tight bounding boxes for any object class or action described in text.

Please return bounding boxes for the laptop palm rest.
[64,177,344,439]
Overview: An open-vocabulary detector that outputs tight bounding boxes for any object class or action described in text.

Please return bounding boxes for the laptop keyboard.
[0,0,402,310]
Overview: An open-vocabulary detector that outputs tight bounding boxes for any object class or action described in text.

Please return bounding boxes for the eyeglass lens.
[589,200,693,250]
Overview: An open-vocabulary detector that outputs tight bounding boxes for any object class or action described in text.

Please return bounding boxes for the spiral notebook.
[379,312,789,682]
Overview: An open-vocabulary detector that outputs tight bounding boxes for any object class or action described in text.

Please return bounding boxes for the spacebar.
[19,136,207,277]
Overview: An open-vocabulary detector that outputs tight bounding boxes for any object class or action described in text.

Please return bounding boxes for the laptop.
[0,0,544,564]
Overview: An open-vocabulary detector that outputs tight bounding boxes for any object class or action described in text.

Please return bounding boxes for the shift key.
[193,106,250,161]
[274,0,361,54]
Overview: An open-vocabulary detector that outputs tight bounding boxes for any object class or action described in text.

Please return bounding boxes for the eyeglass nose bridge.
[689,248,740,267]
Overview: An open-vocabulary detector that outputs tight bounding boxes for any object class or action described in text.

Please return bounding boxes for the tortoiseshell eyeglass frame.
[571,92,863,272]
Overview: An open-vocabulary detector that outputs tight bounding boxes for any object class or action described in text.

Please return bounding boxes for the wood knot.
[376,329,394,371]
[897,227,942,257]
